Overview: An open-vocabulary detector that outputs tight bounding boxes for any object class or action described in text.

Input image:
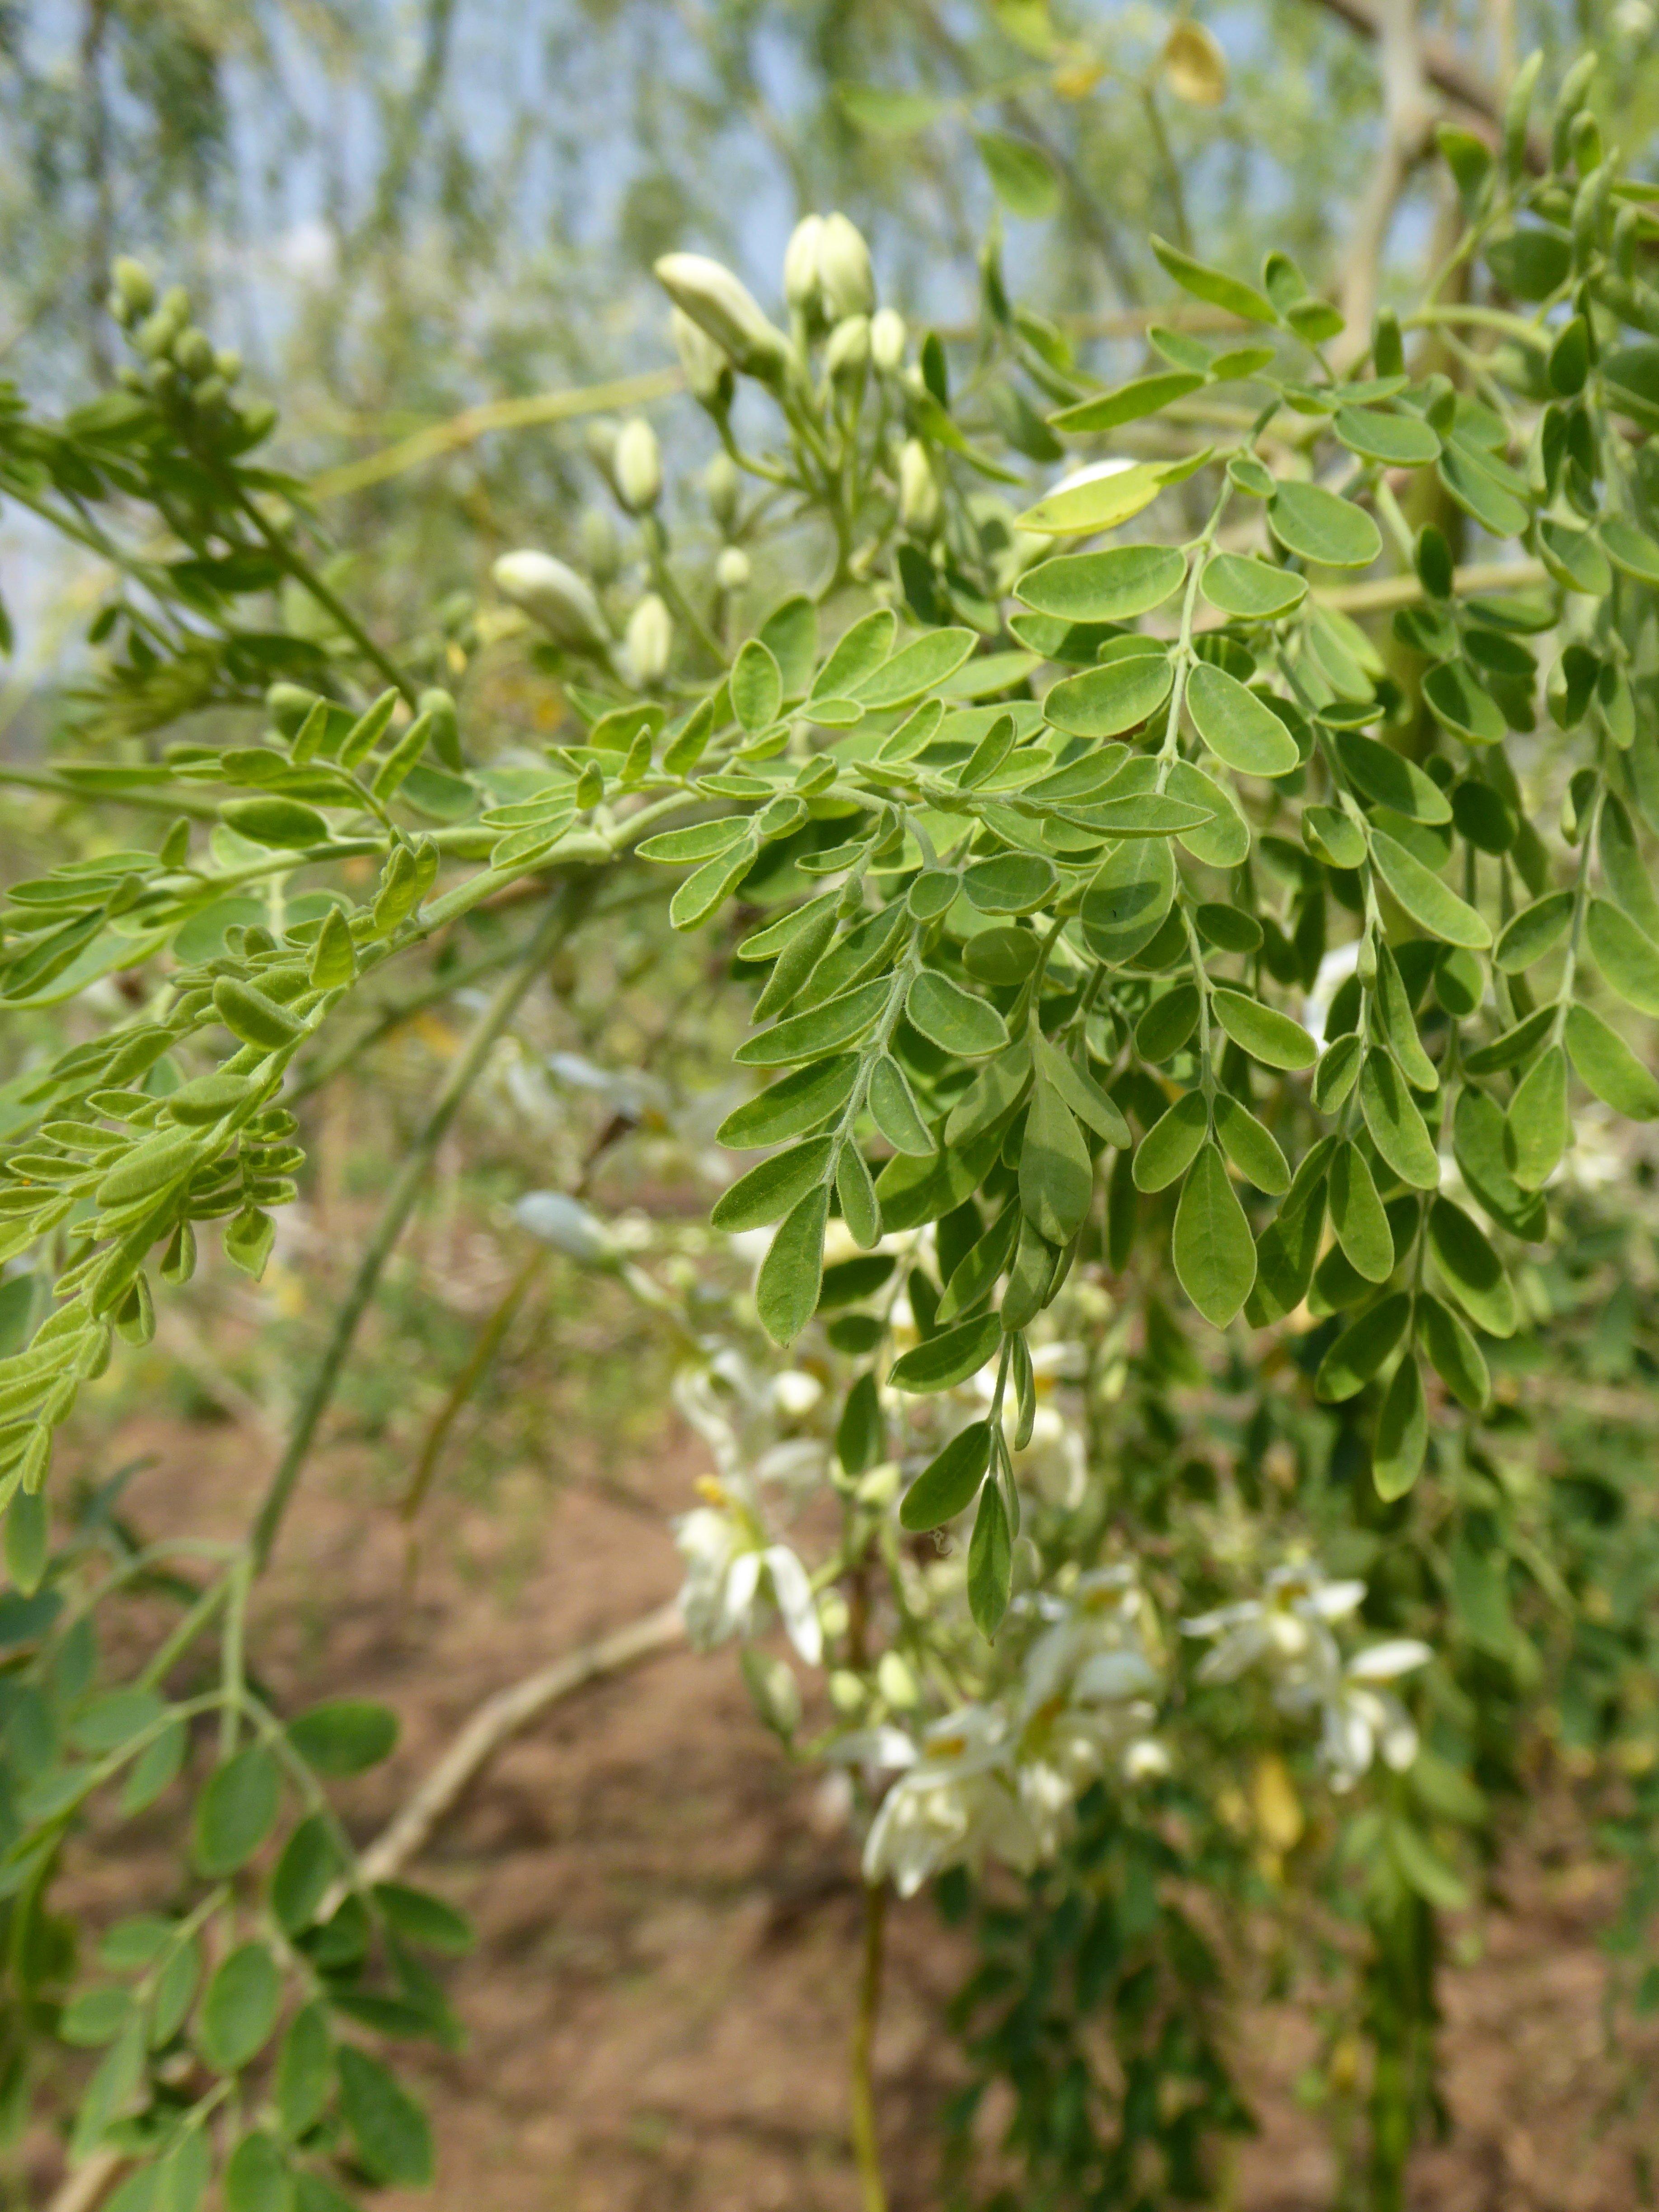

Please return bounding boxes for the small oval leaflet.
[1200,554,1308,620]
[1185,663,1300,778]
[1268,480,1383,568]
[1172,1142,1256,1327]
[1016,544,1186,623]
[905,970,1010,1057]
[963,853,1057,914]
[717,1056,858,1148]
[900,1421,993,1531]
[1044,651,1174,739]
[1080,837,1175,965]
[1209,988,1317,1070]
[890,1311,1003,1393]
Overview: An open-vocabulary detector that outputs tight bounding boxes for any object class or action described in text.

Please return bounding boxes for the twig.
[1336,0,1436,351]
[247,882,588,1568]
[349,1599,684,1892]
[1305,0,1547,167]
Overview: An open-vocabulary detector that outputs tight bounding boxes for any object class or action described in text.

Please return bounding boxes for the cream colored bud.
[783,215,826,312]
[213,347,242,384]
[715,545,751,591]
[704,451,740,529]
[580,506,621,583]
[670,306,733,408]
[625,592,673,685]
[584,417,618,473]
[614,417,662,511]
[111,258,154,321]
[492,550,609,649]
[869,306,906,372]
[824,314,870,379]
[898,438,941,535]
[818,212,875,319]
[654,252,790,380]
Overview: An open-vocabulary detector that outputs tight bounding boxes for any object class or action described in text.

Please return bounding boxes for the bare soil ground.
[36,1386,1659,2212]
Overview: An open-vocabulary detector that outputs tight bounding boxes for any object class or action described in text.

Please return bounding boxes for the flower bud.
[869,306,906,372]
[898,438,941,535]
[613,417,662,512]
[580,506,621,583]
[715,545,751,591]
[136,308,179,360]
[783,215,826,312]
[214,347,243,384]
[670,307,733,411]
[704,451,740,529]
[174,328,215,380]
[824,314,870,379]
[818,213,875,319]
[584,416,618,474]
[492,549,609,649]
[192,375,228,410]
[159,284,191,324]
[654,252,791,381]
[513,1191,615,1265]
[625,592,673,686]
[110,258,155,322]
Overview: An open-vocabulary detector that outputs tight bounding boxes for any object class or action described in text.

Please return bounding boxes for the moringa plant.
[0,40,1658,2212]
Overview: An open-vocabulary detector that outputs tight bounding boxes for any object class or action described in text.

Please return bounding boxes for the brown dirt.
[34,1387,1659,2212]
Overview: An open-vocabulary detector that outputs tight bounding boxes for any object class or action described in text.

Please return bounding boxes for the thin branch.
[1336,0,1436,350]
[1304,0,1547,168]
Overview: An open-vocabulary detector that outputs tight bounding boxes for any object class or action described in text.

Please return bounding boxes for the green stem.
[246,883,586,1566]
[848,1878,890,2212]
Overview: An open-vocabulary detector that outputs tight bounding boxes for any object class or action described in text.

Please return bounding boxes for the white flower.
[672,1499,823,1665]
[492,549,608,649]
[869,306,907,372]
[861,1707,1042,1897]
[1182,1563,1365,1684]
[1297,1640,1432,1791]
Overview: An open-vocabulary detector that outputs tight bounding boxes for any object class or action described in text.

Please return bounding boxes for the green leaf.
[1601,515,1659,585]
[1043,651,1173,739]
[637,817,750,865]
[1504,1042,1568,1190]
[1020,1079,1093,1243]
[276,2004,333,2141]
[1070,792,1212,837]
[288,1699,398,1776]
[736,978,890,1066]
[1335,730,1451,823]
[1427,1196,1516,1337]
[373,1882,475,1957]
[220,798,331,850]
[1172,1143,1255,1326]
[731,639,783,733]
[1418,1292,1489,1410]
[1563,1003,1659,1120]
[944,1040,1031,1145]
[757,1186,829,1344]
[1134,1090,1209,1192]
[308,906,356,989]
[1015,544,1186,621]
[1586,898,1659,1015]
[669,841,757,931]
[1359,1050,1440,1190]
[717,1057,859,1148]
[1213,1095,1289,1194]
[1015,460,1173,537]
[193,1747,281,1877]
[1170,759,1250,866]
[839,84,945,133]
[197,1943,282,2073]
[271,1814,339,1936]
[975,130,1059,219]
[224,2132,291,2212]
[858,628,979,711]
[1268,481,1382,568]
[1494,891,1572,972]
[835,1143,882,1250]
[1330,1141,1393,1283]
[1370,829,1490,948]
[710,1136,834,1231]
[1050,375,1204,435]
[900,1421,993,1531]
[1599,793,1659,940]
[966,1479,1013,1638]
[1452,1085,1546,1239]
[1136,982,1200,1063]
[1316,1291,1411,1401]
[1374,943,1439,1091]
[1200,554,1307,619]
[905,970,1010,1057]
[1313,1032,1362,1114]
[962,853,1056,914]
[1373,1352,1427,1500]
[1209,988,1317,1070]
[212,979,305,1051]
[1422,660,1505,745]
[335,2046,433,2187]
[1151,235,1276,323]
[867,1056,936,1155]
[812,609,896,700]
[1185,664,1299,778]
[1032,1033,1130,1145]
[1334,405,1440,465]
[1079,837,1175,965]
[937,1205,1021,1324]
[890,1312,1003,1392]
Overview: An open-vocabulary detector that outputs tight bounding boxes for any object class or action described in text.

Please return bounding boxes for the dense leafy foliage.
[2,35,1659,2212]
